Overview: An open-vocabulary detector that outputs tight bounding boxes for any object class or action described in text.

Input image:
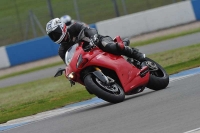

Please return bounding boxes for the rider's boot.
[122,46,146,62]
[123,38,130,46]
[116,38,145,62]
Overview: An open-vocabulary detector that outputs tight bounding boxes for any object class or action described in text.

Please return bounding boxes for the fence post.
[47,0,54,19]
[121,0,128,15]
[73,0,81,21]
[33,13,46,35]
[29,10,37,38]
[14,0,23,40]
[24,18,30,40]
[112,0,120,17]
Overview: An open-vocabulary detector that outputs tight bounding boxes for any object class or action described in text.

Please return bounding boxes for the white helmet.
[60,15,72,26]
[46,18,67,44]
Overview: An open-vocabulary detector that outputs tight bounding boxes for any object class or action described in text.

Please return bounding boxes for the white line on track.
[184,127,200,133]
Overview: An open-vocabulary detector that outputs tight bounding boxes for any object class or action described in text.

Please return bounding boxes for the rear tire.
[84,74,125,103]
[145,57,169,90]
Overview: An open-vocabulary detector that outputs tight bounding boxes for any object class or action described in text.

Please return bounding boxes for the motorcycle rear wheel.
[84,74,125,103]
[145,57,169,90]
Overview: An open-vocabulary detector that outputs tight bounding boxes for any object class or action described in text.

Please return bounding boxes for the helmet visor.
[48,27,62,42]
[66,21,71,26]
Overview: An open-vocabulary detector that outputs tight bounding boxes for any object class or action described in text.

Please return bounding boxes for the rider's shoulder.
[68,21,82,29]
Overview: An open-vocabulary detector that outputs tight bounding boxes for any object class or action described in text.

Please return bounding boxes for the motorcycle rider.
[60,14,87,26]
[60,15,74,26]
[46,18,145,64]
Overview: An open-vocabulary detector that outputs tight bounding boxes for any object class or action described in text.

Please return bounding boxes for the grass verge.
[0,43,200,124]
[0,76,94,124]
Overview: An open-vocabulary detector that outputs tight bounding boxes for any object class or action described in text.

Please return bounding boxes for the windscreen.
[65,43,78,66]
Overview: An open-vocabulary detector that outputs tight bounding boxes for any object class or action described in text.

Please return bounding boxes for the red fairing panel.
[65,45,149,93]
[84,50,149,93]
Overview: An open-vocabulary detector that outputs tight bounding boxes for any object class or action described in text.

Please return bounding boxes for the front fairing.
[64,44,80,83]
[64,44,102,84]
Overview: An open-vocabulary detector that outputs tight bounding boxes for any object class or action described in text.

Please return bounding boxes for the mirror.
[54,68,65,77]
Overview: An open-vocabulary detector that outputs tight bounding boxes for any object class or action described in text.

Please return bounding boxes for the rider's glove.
[90,34,99,45]
[84,34,99,52]
[84,41,95,52]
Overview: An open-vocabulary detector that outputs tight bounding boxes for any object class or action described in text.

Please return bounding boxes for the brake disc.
[146,61,158,71]
[95,78,119,93]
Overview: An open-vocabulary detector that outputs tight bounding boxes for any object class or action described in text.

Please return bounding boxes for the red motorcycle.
[55,32,169,103]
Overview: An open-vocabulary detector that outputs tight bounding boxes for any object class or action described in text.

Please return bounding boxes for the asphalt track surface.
[1,71,200,133]
[1,32,200,88]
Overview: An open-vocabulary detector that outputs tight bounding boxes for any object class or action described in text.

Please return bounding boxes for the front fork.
[92,67,115,85]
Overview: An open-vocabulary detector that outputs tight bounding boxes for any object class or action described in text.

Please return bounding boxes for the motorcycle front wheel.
[84,74,125,103]
[145,57,169,90]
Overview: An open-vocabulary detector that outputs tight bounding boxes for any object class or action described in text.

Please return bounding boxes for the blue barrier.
[191,0,200,20]
[5,23,96,67]
[6,36,59,66]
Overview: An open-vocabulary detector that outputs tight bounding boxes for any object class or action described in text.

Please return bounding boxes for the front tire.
[145,57,169,90]
[84,74,125,103]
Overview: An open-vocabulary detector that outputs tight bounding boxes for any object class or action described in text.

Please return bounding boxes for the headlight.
[67,72,77,81]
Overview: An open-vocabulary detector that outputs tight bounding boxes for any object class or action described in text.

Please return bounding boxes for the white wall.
[0,47,10,68]
[96,1,196,38]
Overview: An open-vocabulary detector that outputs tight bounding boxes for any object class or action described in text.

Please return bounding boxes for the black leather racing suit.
[58,22,144,63]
